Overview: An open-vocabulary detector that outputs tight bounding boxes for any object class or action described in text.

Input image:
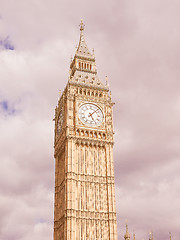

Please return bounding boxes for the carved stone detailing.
[54,131,66,157]
[75,139,110,148]
[76,128,107,139]
[54,22,117,240]
[69,80,108,92]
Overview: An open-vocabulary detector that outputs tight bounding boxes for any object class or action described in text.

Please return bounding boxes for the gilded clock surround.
[54,20,117,240]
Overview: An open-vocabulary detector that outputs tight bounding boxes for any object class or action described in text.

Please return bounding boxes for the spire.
[75,19,94,59]
[69,20,108,90]
[124,221,130,240]
[169,232,172,240]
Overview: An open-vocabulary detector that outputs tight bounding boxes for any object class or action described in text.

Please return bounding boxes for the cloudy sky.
[0,0,180,239]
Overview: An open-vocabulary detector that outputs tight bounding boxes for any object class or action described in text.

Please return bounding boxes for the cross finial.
[79,19,85,31]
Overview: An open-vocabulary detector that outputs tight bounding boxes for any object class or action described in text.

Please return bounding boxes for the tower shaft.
[54,21,118,240]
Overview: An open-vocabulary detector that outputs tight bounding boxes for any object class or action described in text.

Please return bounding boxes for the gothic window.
[79,62,81,68]
[90,64,92,70]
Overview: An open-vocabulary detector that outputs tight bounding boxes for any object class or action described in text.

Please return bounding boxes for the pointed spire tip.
[79,19,85,31]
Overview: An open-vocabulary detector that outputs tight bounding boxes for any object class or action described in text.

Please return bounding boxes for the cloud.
[0,0,180,239]
[0,100,16,116]
[0,36,14,50]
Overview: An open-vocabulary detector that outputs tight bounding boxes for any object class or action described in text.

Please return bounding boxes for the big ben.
[54,20,118,240]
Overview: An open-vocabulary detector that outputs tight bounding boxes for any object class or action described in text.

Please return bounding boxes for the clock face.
[78,103,103,127]
[57,111,63,134]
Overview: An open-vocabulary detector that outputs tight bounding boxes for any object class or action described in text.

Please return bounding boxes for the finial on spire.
[169,232,172,240]
[105,76,109,87]
[58,90,61,101]
[124,220,130,240]
[126,220,129,233]
[79,19,85,32]
[133,233,136,240]
[92,48,95,57]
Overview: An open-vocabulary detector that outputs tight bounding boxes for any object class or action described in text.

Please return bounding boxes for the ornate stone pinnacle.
[133,233,136,240]
[124,221,130,240]
[79,19,85,31]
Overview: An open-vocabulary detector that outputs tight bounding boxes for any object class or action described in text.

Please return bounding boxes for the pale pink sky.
[0,0,180,239]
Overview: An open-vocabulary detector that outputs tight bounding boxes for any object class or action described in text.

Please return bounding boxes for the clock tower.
[54,20,118,240]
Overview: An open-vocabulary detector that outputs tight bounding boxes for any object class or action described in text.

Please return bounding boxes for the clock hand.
[88,112,95,121]
[91,109,99,116]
